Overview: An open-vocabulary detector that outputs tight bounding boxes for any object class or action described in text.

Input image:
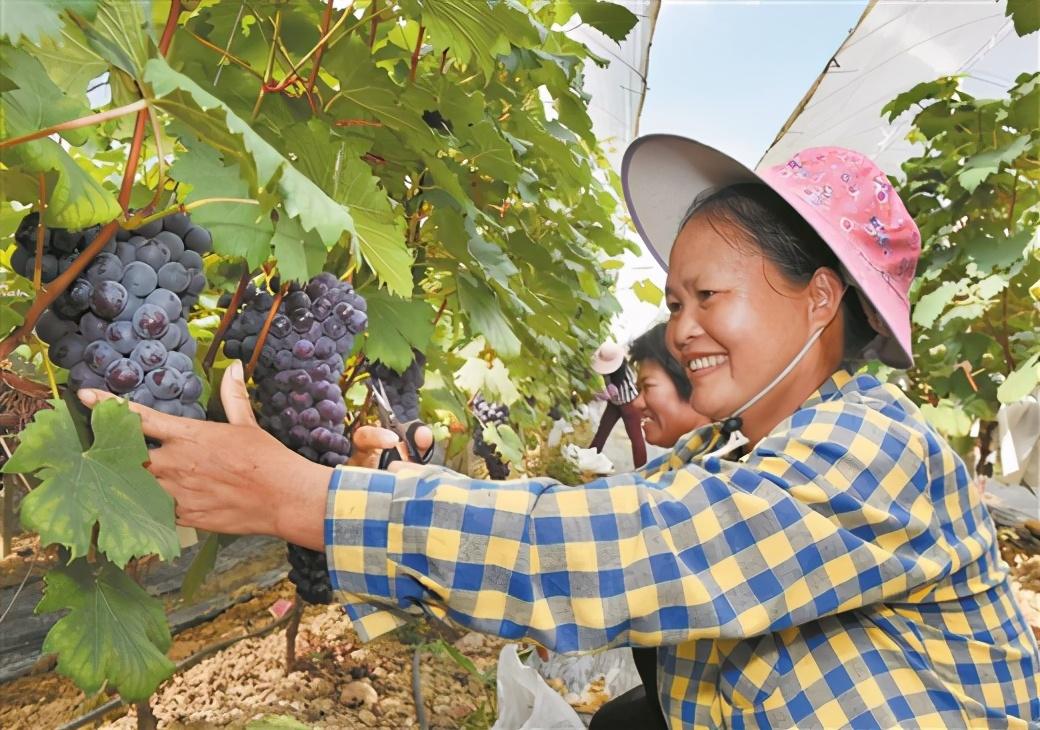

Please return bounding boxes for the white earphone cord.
[728,326,825,422]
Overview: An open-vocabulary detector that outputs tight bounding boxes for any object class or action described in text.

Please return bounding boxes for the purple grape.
[292,339,315,359]
[69,362,105,390]
[128,387,155,407]
[145,368,184,399]
[163,212,192,237]
[180,374,203,403]
[153,399,183,416]
[288,425,310,447]
[298,408,320,429]
[322,319,346,339]
[142,288,180,321]
[104,321,140,354]
[132,303,170,339]
[159,322,182,350]
[289,391,313,410]
[270,391,288,410]
[79,312,108,341]
[347,310,367,334]
[136,241,171,270]
[35,310,75,344]
[317,398,346,423]
[115,242,137,265]
[131,340,168,371]
[49,334,88,369]
[153,231,185,259]
[179,249,204,271]
[291,311,314,333]
[319,451,347,466]
[105,358,144,394]
[288,370,311,391]
[26,254,59,283]
[273,349,293,370]
[84,340,120,375]
[114,294,145,322]
[269,315,292,338]
[90,281,129,319]
[164,350,194,373]
[85,253,123,285]
[132,218,163,238]
[184,226,212,253]
[183,403,206,420]
[178,337,197,358]
[121,261,158,297]
[157,261,190,292]
[313,336,335,359]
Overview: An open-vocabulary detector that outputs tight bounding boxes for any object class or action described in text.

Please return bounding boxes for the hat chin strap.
[704,326,825,459]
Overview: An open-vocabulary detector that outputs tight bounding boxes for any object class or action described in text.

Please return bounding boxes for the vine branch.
[0,100,148,151]
[204,268,252,374]
[245,282,289,380]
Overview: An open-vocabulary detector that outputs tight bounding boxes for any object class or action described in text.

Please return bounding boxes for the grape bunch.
[21,213,210,419]
[224,273,367,604]
[472,396,511,479]
[367,351,426,421]
[9,213,107,282]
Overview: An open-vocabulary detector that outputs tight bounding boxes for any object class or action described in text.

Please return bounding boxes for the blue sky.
[640,0,870,167]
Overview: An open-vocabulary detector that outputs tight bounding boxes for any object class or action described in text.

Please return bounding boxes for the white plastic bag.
[562,443,614,475]
[491,644,585,730]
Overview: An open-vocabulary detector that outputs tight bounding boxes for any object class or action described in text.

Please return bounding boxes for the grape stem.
[33,174,47,292]
[0,100,148,151]
[203,268,252,374]
[244,282,289,380]
[35,335,60,399]
[126,197,260,230]
[408,25,425,83]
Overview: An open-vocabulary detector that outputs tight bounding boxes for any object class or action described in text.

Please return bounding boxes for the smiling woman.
[78,136,1040,729]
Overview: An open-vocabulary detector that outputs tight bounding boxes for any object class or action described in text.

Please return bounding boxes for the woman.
[589,340,647,467]
[80,137,1040,728]
[591,322,711,729]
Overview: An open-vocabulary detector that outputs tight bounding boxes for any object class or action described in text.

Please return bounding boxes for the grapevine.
[367,351,426,422]
[472,395,511,480]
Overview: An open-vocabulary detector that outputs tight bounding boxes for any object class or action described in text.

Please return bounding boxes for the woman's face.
[664,215,844,433]
[632,360,711,447]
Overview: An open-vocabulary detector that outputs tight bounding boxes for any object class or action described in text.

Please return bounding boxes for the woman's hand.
[348,424,435,470]
[77,361,331,550]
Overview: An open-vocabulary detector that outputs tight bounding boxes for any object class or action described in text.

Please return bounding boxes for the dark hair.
[629,323,692,400]
[681,183,875,362]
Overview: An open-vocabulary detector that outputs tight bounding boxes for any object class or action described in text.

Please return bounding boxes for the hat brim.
[621,134,913,368]
[592,354,625,375]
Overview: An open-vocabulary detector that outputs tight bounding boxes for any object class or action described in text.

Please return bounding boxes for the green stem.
[126,197,259,229]
[0,99,148,150]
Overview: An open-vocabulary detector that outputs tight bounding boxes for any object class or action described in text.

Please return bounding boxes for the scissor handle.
[378,420,434,469]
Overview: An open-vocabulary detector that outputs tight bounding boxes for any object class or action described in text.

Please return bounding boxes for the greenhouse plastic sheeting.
[761,0,1038,174]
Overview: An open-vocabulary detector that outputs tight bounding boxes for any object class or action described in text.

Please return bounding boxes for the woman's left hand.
[77,361,332,550]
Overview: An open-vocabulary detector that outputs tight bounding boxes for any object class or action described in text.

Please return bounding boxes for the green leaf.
[998,352,1040,403]
[631,278,663,305]
[467,218,518,280]
[0,45,120,227]
[420,0,533,78]
[3,399,180,567]
[964,230,1033,274]
[36,557,174,701]
[145,57,355,248]
[180,532,220,602]
[167,136,274,269]
[457,276,521,358]
[272,214,327,284]
[0,0,97,45]
[912,280,961,328]
[958,134,1032,193]
[1006,0,1040,36]
[556,0,638,43]
[464,121,520,184]
[79,0,151,77]
[483,422,523,464]
[880,77,960,121]
[919,401,973,438]
[363,288,435,372]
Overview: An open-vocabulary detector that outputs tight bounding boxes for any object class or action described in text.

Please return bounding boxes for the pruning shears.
[368,378,434,468]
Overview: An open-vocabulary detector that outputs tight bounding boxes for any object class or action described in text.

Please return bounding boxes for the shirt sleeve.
[325,399,980,651]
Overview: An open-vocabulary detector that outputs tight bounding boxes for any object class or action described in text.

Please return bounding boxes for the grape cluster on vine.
[17,212,211,420]
[367,351,426,422]
[224,273,367,604]
[472,395,511,479]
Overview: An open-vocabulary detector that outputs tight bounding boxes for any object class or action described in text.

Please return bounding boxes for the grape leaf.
[271,214,327,284]
[167,136,274,269]
[631,278,663,305]
[363,288,435,372]
[555,0,639,43]
[1006,0,1040,36]
[881,77,960,121]
[0,45,120,227]
[0,0,96,45]
[2,398,180,567]
[464,121,520,184]
[958,134,1031,193]
[457,276,521,358]
[998,353,1040,404]
[145,57,355,248]
[964,230,1033,274]
[36,557,174,701]
[912,280,961,328]
[482,422,523,464]
[420,0,533,78]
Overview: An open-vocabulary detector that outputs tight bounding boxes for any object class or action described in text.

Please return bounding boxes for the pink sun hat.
[591,340,626,374]
[621,135,921,369]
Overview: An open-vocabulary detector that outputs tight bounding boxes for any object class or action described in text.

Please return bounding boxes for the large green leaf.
[36,558,174,701]
[957,134,1032,193]
[145,57,355,248]
[1006,0,1040,36]
[0,45,120,227]
[167,138,274,269]
[457,276,521,358]
[420,0,535,78]
[363,288,435,372]
[998,353,1040,404]
[271,214,328,284]
[555,0,638,43]
[964,230,1034,274]
[912,280,961,328]
[483,422,523,464]
[0,0,97,45]
[3,399,180,567]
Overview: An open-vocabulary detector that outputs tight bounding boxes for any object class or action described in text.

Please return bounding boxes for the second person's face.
[633,360,710,447]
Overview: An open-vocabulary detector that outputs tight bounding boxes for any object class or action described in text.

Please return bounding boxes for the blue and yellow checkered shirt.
[326,370,1040,728]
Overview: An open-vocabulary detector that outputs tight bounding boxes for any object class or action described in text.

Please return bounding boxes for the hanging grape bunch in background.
[472,395,511,479]
[224,273,367,604]
[13,212,211,419]
[367,351,426,421]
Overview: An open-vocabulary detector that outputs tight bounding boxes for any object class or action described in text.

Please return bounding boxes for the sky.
[611,0,869,343]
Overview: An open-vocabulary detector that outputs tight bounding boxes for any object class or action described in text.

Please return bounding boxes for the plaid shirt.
[326,371,1040,728]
